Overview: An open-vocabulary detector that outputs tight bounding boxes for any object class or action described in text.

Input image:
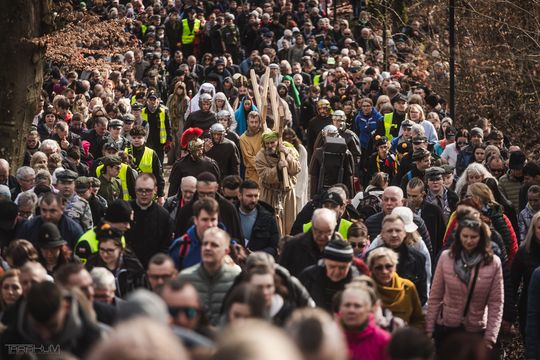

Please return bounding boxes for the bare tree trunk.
[0,0,48,169]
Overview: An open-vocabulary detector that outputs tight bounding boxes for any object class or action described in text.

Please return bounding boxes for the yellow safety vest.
[141,24,147,36]
[141,106,168,144]
[303,218,353,240]
[96,163,131,201]
[126,146,154,174]
[75,228,127,264]
[383,113,398,141]
[181,18,200,45]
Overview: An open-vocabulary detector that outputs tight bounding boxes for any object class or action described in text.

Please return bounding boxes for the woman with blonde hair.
[405,103,438,145]
[367,247,425,329]
[454,162,495,199]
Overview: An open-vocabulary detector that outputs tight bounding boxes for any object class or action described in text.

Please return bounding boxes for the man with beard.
[141,92,172,165]
[204,123,240,178]
[184,93,216,132]
[255,130,300,235]
[237,180,279,257]
[307,99,332,157]
[239,111,264,183]
[168,128,220,197]
[376,93,408,142]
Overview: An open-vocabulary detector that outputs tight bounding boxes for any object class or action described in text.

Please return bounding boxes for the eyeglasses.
[136,188,154,194]
[99,247,119,255]
[373,263,394,272]
[168,306,200,319]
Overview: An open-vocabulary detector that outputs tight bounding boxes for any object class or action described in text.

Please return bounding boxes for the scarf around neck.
[454,251,482,285]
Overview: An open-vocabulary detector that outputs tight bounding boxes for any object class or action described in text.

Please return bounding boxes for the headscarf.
[234,96,258,135]
[212,92,237,131]
[282,75,301,107]
[261,130,279,143]
[188,83,216,114]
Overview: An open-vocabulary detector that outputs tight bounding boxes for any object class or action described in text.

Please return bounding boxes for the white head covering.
[212,92,237,131]
[189,83,216,113]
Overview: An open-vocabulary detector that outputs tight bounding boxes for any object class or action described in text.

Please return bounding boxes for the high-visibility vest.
[303,218,353,240]
[181,19,200,45]
[141,24,147,36]
[96,163,131,201]
[75,228,127,264]
[383,113,398,141]
[126,146,154,174]
[141,106,167,144]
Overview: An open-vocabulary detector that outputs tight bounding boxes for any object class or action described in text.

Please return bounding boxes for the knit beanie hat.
[104,200,133,223]
[323,239,354,262]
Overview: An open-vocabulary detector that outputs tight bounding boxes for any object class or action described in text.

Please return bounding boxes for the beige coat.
[255,144,300,235]
[239,131,263,183]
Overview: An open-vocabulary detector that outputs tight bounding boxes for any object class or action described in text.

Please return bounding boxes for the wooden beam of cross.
[268,80,290,189]
[249,68,270,131]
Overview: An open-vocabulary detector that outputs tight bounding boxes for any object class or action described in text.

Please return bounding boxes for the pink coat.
[426,250,504,344]
[344,315,391,360]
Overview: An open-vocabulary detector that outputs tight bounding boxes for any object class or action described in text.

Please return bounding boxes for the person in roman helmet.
[168,127,221,197]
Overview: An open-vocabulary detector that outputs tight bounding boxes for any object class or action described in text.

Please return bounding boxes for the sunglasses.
[168,306,200,319]
[374,263,394,272]
[460,219,482,228]
[350,242,366,249]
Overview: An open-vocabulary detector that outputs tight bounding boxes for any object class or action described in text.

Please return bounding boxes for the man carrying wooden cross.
[255,129,300,235]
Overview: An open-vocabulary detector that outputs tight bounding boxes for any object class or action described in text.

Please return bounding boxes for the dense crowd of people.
[0,0,539,359]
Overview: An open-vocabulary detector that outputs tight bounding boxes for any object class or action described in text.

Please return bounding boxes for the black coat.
[86,252,147,298]
[419,201,446,259]
[175,192,243,243]
[279,230,322,278]
[299,261,361,311]
[239,202,279,257]
[0,295,102,359]
[168,156,221,197]
[205,138,240,178]
[125,201,173,268]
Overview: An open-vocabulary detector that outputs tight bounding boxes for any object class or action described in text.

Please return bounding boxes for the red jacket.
[343,315,391,360]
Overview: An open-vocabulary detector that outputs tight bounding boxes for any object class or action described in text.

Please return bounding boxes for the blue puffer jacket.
[353,107,383,149]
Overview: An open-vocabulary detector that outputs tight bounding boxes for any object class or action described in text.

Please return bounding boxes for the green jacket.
[179,263,241,325]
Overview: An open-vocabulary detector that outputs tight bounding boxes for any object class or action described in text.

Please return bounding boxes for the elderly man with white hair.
[0,159,17,197]
[279,208,341,277]
[364,186,433,257]
[91,267,123,306]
